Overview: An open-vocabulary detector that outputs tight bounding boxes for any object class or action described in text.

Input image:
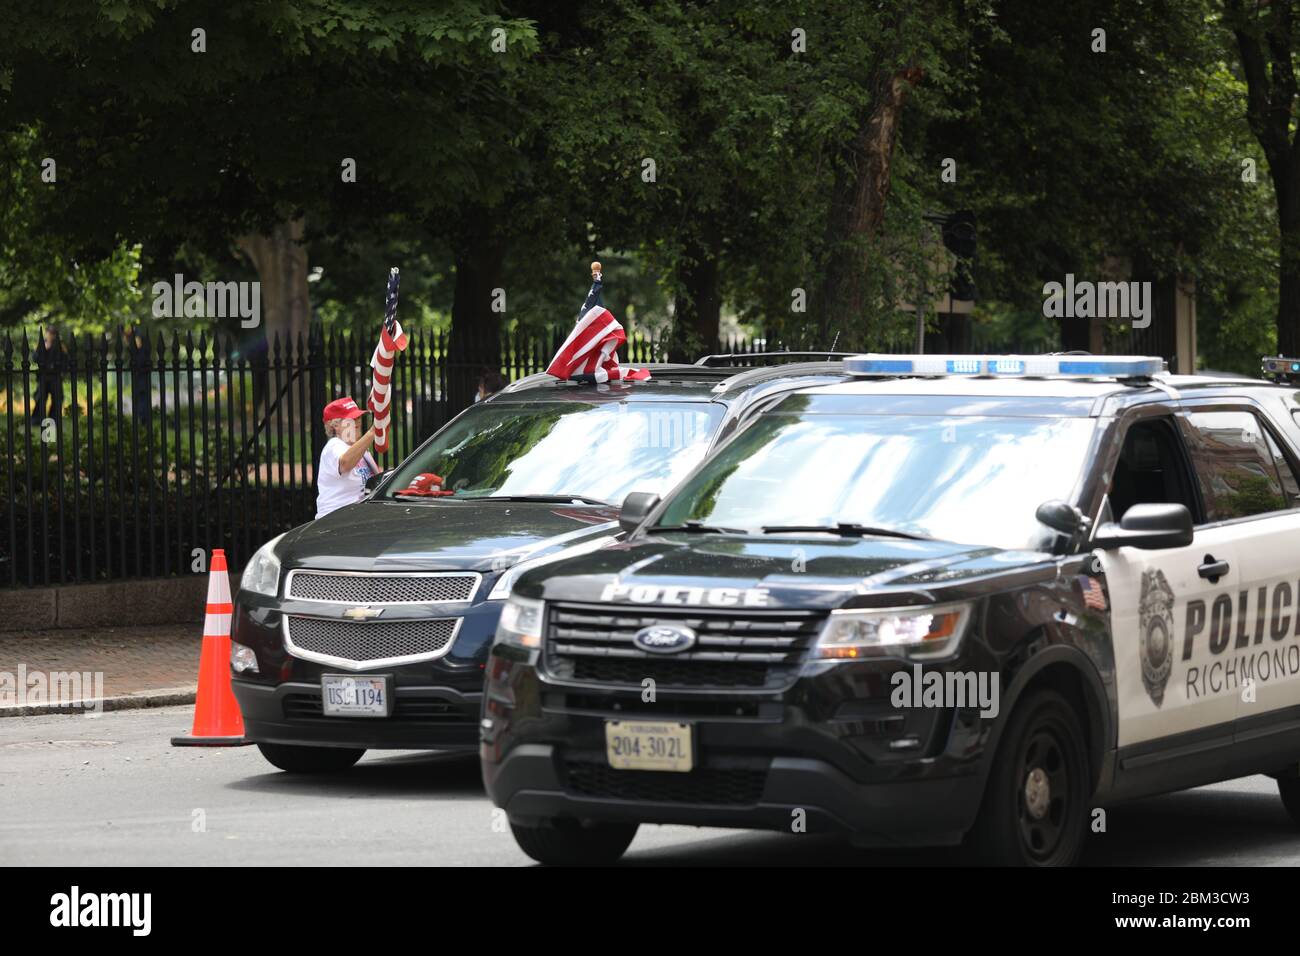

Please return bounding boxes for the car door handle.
[1198,556,1230,582]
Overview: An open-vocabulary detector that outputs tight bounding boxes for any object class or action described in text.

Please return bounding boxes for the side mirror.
[619,491,659,533]
[1035,499,1088,534]
[1093,503,1193,551]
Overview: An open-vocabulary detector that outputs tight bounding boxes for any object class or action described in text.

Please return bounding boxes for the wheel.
[1278,777,1300,826]
[256,742,365,773]
[967,689,1091,866]
[510,818,638,865]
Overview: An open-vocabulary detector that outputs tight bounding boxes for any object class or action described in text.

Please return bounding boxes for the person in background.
[475,368,506,402]
[30,326,66,424]
[316,396,383,519]
[126,325,153,424]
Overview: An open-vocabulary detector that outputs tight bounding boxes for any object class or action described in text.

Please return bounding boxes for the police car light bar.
[844,354,1166,379]
[1261,356,1300,383]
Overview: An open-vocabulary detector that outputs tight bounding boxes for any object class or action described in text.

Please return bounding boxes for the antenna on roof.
[826,331,840,362]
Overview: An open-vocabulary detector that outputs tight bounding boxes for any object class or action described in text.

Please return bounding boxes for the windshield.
[654,403,1098,549]
[383,400,724,504]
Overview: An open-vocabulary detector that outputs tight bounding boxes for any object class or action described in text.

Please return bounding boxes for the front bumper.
[485,743,980,846]
[480,648,996,846]
[231,590,502,750]
[233,679,480,750]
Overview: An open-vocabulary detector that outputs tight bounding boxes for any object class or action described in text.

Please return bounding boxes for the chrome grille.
[286,571,478,604]
[285,616,460,668]
[543,604,825,690]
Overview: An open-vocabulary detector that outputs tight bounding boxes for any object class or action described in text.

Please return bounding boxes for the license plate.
[320,675,390,717]
[605,720,693,772]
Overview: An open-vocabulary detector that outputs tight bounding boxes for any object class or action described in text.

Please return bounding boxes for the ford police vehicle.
[483,354,1300,865]
[230,358,846,773]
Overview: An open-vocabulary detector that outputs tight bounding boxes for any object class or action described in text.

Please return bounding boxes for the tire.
[510,818,639,866]
[256,742,365,773]
[967,689,1091,866]
[1279,777,1300,826]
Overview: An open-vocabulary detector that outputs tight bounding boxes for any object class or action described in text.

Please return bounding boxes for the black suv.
[230,359,846,772]
[483,354,1300,865]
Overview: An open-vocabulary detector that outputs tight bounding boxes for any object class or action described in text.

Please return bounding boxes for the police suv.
[230,358,846,773]
[483,354,1300,866]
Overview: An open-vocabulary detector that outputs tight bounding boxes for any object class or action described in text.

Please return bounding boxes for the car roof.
[785,371,1290,416]
[488,361,849,406]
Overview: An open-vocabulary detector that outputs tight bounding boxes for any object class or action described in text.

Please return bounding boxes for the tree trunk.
[448,230,507,411]
[237,217,311,361]
[236,217,311,417]
[817,66,923,344]
[1275,162,1300,355]
[1228,0,1300,354]
[670,229,722,361]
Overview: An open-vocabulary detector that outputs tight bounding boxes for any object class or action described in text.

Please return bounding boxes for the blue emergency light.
[1261,356,1300,381]
[844,354,1166,379]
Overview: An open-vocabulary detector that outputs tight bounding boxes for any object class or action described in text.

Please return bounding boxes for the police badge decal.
[1138,568,1176,707]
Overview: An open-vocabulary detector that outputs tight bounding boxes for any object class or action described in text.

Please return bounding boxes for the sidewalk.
[0,624,200,716]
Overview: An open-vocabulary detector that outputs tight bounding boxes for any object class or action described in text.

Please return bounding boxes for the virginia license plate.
[605,720,693,772]
[321,675,390,717]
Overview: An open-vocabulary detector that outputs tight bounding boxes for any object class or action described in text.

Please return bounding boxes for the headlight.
[239,534,285,597]
[494,596,545,650]
[813,603,971,661]
[488,535,618,600]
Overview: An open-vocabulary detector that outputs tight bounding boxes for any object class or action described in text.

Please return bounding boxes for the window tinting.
[383,401,723,503]
[1183,410,1290,520]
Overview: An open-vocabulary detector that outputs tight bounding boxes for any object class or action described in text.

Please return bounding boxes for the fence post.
[156,331,169,578]
[3,333,15,586]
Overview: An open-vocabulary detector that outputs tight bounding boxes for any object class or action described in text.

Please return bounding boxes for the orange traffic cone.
[171,549,252,746]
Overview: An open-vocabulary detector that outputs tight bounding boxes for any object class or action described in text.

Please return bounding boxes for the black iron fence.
[3,324,725,588]
[1,321,973,588]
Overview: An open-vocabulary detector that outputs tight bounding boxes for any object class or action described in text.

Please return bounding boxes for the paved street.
[2,705,1297,866]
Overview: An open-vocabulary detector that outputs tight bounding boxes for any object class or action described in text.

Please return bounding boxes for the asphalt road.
[2,705,1298,866]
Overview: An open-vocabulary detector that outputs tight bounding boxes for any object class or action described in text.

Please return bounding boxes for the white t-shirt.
[316,437,379,519]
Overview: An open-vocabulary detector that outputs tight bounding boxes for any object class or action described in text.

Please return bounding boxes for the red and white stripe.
[203,549,232,639]
[368,320,408,454]
[546,306,650,383]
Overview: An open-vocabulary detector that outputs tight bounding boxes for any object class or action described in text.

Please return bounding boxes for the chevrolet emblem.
[342,606,383,621]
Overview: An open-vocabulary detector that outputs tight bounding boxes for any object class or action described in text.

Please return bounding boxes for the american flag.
[368,267,407,454]
[545,274,650,383]
[1077,575,1108,612]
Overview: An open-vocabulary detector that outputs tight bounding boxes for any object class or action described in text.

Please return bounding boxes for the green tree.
[1223,0,1300,355]
[918,0,1274,363]
[0,0,538,355]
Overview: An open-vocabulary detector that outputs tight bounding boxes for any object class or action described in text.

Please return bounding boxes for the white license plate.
[605,720,693,772]
[321,675,390,717]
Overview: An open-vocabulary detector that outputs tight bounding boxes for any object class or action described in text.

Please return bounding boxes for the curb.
[0,685,197,718]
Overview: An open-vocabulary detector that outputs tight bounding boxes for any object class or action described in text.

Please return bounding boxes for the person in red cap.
[316,396,382,518]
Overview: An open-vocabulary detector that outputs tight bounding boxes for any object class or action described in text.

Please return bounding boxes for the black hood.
[520,532,1058,609]
[275,499,619,573]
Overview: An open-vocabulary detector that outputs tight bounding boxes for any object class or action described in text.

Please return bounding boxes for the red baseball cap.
[322,396,364,422]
